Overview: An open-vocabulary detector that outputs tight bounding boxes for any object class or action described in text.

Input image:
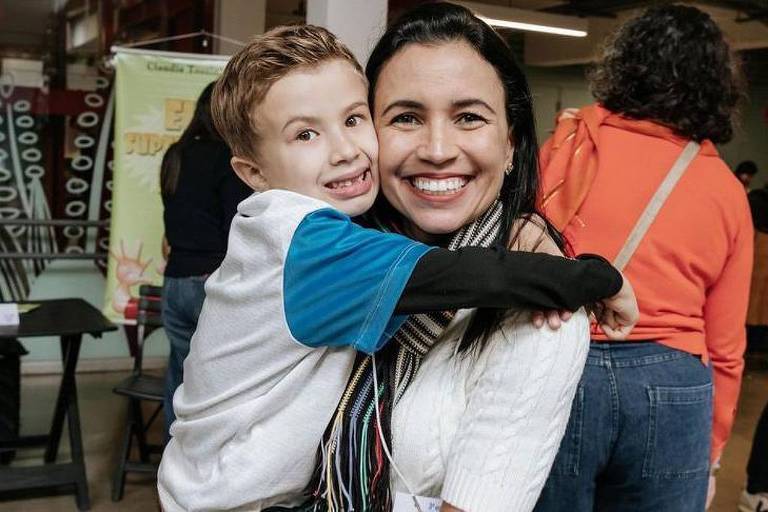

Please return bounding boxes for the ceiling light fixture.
[454,1,588,38]
[477,16,587,37]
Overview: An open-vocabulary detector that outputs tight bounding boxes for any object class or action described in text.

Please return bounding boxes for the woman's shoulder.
[687,154,752,225]
[508,214,564,256]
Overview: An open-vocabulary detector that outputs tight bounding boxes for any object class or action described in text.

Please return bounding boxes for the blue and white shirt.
[158,189,432,511]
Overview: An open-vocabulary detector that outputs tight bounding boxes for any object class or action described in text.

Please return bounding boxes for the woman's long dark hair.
[366,1,565,353]
[160,81,222,196]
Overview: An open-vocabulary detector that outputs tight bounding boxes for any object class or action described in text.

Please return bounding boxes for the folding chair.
[111,284,164,501]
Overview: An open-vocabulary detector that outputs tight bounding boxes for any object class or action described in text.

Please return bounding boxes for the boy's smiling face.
[233,59,379,217]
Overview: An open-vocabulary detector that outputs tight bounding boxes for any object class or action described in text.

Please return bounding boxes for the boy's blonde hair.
[211,24,363,162]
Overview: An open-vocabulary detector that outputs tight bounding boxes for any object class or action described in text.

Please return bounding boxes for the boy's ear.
[230,156,268,192]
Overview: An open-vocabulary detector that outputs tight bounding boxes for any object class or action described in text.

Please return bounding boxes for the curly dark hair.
[588,4,744,143]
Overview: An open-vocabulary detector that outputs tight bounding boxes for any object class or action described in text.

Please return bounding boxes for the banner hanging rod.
[118,30,245,49]
[111,30,246,60]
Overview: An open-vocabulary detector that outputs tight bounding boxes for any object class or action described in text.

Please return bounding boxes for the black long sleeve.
[395,247,622,314]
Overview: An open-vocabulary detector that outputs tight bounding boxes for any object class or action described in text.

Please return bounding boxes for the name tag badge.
[0,303,20,326]
[393,491,442,512]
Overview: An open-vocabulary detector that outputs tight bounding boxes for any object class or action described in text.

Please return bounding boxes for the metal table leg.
[43,334,91,510]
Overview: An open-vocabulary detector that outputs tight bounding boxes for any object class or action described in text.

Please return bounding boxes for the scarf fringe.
[307,201,504,510]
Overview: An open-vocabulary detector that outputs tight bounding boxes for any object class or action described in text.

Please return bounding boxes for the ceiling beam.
[524,0,768,65]
[540,0,651,17]
[542,0,768,27]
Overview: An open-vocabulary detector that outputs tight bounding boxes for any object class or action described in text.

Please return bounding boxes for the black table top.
[0,298,117,340]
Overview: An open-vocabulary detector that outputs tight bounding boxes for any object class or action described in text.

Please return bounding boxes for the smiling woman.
[306,3,609,512]
[373,40,512,240]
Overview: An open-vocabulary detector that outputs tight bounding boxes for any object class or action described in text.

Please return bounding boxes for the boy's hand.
[597,272,638,340]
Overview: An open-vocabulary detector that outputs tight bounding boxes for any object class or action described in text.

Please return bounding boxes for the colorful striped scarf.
[305,200,504,511]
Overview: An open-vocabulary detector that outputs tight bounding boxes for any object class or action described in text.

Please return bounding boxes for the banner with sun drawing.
[105,48,228,322]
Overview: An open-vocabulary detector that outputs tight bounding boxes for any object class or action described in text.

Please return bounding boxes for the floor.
[0,361,765,512]
[712,356,768,512]
[0,370,164,512]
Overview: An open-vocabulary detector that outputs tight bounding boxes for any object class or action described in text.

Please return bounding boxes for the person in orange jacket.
[534,5,752,512]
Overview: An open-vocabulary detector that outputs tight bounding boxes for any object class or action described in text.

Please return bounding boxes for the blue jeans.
[534,342,713,512]
[162,275,207,441]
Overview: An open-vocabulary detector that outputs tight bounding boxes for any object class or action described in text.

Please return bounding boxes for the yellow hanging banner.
[104,48,228,322]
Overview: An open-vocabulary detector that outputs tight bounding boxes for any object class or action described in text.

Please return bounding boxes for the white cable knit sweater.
[391,308,590,512]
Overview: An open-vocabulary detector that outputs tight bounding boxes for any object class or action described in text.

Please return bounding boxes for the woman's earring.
[504,162,514,176]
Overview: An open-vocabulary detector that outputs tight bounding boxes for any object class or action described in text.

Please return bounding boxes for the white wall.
[719,85,768,187]
[214,0,267,55]
[306,0,387,66]
[526,65,594,142]
[526,65,768,186]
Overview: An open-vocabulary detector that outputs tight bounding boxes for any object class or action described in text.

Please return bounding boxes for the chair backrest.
[139,284,162,298]
[133,286,163,374]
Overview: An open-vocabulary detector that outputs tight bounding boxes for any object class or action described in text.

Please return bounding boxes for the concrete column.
[306,0,388,66]
[214,0,267,55]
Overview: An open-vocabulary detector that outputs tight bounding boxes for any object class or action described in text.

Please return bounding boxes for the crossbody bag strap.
[613,141,701,271]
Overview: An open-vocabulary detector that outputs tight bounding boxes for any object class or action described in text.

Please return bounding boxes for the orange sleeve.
[705,194,753,463]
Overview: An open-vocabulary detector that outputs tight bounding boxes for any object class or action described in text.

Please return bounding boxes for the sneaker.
[739,490,768,512]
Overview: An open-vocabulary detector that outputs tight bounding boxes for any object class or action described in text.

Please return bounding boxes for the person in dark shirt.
[748,178,768,234]
[737,160,759,192]
[159,81,252,439]
[747,165,768,339]
[742,162,768,511]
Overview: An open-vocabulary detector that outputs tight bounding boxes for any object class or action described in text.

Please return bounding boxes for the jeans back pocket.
[642,382,713,479]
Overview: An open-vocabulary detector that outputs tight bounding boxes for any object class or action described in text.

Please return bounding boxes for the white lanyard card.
[393,491,443,512]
